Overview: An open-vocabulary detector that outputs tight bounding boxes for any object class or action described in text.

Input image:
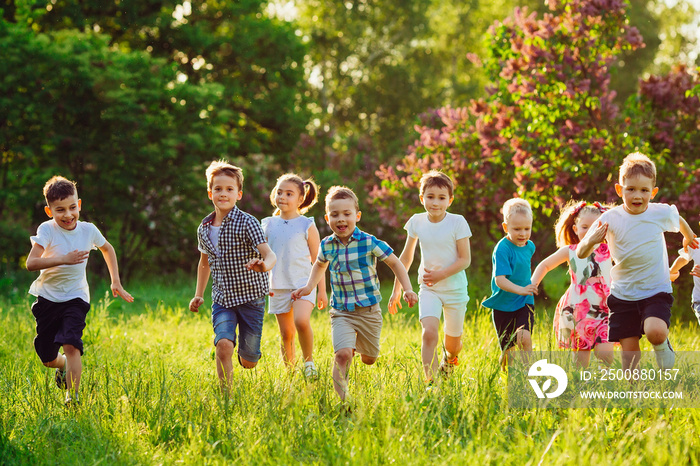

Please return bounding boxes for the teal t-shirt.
[482,237,535,312]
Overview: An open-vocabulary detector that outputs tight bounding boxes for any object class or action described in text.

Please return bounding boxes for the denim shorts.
[211,297,265,363]
[31,296,90,363]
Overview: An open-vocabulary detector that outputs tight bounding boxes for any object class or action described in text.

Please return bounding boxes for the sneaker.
[654,339,675,371]
[55,367,67,390]
[64,396,80,408]
[304,361,319,379]
[438,353,459,379]
[425,379,435,392]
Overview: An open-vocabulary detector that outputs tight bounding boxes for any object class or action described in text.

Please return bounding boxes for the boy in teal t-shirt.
[483,198,537,369]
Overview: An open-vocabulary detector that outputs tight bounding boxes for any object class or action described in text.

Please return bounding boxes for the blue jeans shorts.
[211,297,265,363]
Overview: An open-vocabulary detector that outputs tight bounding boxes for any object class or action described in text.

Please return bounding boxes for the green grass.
[2,276,700,465]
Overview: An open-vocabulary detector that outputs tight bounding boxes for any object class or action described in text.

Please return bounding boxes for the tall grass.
[1,276,700,465]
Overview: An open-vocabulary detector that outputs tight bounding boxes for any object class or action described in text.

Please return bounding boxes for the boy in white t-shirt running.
[670,221,700,325]
[26,176,133,406]
[389,171,471,384]
[578,153,697,372]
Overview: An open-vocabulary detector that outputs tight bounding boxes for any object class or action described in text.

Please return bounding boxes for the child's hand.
[692,265,700,278]
[291,287,311,301]
[403,290,418,308]
[388,290,402,314]
[245,258,268,273]
[589,221,608,244]
[62,249,90,265]
[111,283,134,303]
[422,268,444,287]
[189,296,204,313]
[520,284,538,296]
[670,270,680,282]
[317,292,328,310]
[683,236,699,251]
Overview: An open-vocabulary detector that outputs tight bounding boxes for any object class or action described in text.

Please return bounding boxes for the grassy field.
[2,274,700,465]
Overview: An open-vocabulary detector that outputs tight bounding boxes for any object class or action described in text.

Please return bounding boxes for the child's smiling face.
[325,198,361,243]
[615,174,658,215]
[45,194,81,231]
[208,174,242,212]
[420,185,453,222]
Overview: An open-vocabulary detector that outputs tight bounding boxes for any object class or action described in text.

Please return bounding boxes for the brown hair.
[325,186,359,212]
[270,173,319,215]
[554,200,610,247]
[206,160,244,190]
[619,152,656,185]
[419,170,454,198]
[43,176,78,205]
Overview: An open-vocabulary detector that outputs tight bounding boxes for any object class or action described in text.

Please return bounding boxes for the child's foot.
[304,361,319,379]
[438,353,459,379]
[654,338,675,370]
[64,393,80,408]
[55,367,67,390]
[425,379,435,391]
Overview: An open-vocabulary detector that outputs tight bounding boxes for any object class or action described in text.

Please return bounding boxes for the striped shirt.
[317,227,393,311]
[197,206,269,308]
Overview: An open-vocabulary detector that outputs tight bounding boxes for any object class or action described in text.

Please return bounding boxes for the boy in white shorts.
[389,171,471,383]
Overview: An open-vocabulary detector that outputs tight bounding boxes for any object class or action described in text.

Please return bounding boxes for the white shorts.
[418,287,469,337]
[268,289,316,315]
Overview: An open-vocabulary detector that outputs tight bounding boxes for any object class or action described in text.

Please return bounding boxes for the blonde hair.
[619,152,656,185]
[269,173,319,215]
[554,200,609,247]
[419,170,454,198]
[43,176,78,205]
[325,186,359,212]
[205,160,243,191]
[503,198,532,223]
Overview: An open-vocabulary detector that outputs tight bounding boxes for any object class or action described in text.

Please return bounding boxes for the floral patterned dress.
[553,243,612,350]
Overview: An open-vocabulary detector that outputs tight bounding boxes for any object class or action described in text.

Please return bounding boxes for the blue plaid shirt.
[317,227,393,311]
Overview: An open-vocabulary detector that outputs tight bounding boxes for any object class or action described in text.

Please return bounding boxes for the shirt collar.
[202,206,240,226]
[331,226,362,244]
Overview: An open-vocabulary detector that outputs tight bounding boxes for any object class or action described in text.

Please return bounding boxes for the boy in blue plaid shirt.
[189,161,276,391]
[292,186,417,401]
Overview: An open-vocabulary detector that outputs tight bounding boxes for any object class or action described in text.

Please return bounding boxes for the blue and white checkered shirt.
[317,227,393,311]
[197,206,269,308]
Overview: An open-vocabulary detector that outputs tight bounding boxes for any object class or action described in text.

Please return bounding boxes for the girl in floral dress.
[531,201,614,368]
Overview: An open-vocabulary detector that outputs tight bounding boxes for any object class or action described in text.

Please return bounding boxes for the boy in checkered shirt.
[292,186,418,402]
[189,161,277,390]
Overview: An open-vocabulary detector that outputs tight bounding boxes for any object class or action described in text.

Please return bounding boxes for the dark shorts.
[31,296,90,363]
[492,305,534,351]
[607,292,673,342]
[211,297,265,363]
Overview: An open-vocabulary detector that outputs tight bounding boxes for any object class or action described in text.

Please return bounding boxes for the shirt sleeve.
[89,224,107,249]
[372,237,394,261]
[661,204,680,233]
[305,216,315,240]
[30,222,51,248]
[246,216,267,247]
[261,217,271,239]
[455,216,472,240]
[316,238,329,263]
[493,242,513,277]
[404,215,417,238]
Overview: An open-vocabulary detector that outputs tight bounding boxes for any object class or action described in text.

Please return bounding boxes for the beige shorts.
[418,287,469,337]
[268,289,316,315]
[329,303,383,357]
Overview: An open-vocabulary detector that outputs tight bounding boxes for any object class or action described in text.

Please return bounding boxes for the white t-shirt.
[29,220,106,303]
[586,203,679,301]
[405,212,472,293]
[262,215,315,289]
[679,247,700,303]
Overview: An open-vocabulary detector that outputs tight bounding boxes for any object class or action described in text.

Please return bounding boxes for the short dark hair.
[206,160,244,190]
[420,170,454,198]
[43,176,78,205]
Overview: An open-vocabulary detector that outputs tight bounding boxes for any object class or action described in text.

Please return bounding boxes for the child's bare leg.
[619,337,641,371]
[333,348,354,400]
[500,346,516,370]
[444,334,462,359]
[293,300,314,363]
[593,343,615,366]
[516,329,532,352]
[360,354,377,365]
[420,317,440,380]
[574,350,592,368]
[643,317,668,346]
[43,353,66,369]
[275,311,296,367]
[215,338,235,389]
[62,344,81,395]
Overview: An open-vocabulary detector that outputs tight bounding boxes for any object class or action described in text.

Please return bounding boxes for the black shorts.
[492,305,534,351]
[607,292,673,342]
[31,296,90,363]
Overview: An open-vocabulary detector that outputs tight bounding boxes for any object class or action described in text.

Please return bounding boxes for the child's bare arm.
[423,237,471,287]
[389,235,418,314]
[98,241,134,302]
[292,260,329,301]
[679,216,698,251]
[495,275,537,296]
[307,224,328,309]
[190,252,210,312]
[577,221,607,258]
[691,265,700,278]
[384,254,418,308]
[669,256,689,282]
[25,243,89,271]
[247,243,277,273]
[531,246,569,287]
